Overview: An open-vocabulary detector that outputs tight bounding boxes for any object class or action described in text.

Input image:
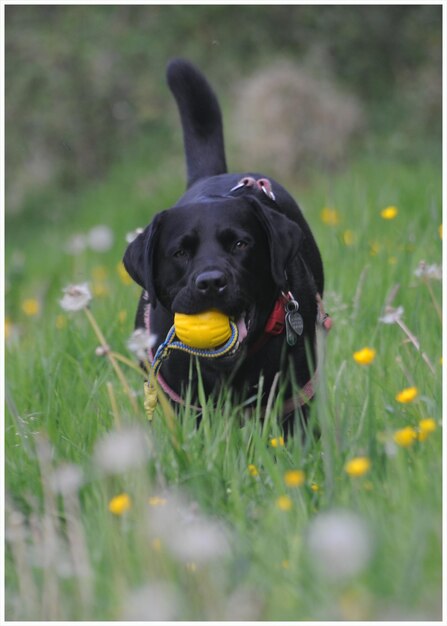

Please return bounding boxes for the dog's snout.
[195,270,228,294]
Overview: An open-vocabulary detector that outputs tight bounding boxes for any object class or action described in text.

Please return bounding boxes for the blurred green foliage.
[6,5,441,216]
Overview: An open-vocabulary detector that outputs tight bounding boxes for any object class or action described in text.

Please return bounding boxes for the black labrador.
[123,59,327,433]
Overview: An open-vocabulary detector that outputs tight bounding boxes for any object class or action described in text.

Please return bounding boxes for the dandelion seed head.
[94,426,150,475]
[379,305,404,324]
[65,233,87,255]
[87,225,114,252]
[307,509,373,581]
[49,463,84,496]
[147,490,231,564]
[414,260,442,281]
[125,227,144,243]
[59,283,92,312]
[127,328,157,361]
[122,582,181,621]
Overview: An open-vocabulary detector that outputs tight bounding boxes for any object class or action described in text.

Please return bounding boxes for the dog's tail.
[167,58,227,188]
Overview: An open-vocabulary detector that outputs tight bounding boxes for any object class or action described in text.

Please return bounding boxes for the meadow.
[5,137,442,620]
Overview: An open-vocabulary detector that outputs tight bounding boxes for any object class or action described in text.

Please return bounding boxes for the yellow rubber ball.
[174,309,232,349]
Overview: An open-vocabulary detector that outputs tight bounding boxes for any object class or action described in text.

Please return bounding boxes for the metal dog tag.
[285,299,304,346]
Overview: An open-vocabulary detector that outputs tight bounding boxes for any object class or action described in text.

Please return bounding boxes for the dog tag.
[285,299,304,346]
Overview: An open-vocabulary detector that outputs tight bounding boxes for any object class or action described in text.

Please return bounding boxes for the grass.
[5,141,442,620]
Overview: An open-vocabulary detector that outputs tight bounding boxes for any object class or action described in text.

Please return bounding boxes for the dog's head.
[123,196,303,345]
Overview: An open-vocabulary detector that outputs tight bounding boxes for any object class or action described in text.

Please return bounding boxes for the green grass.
[5,145,442,620]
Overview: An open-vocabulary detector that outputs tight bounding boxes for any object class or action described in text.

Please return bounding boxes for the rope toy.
[144,319,239,420]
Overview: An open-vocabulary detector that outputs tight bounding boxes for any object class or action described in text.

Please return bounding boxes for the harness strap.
[142,293,331,420]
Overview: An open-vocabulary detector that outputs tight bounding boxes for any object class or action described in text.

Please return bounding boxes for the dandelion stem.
[396,319,436,375]
[106,382,121,428]
[423,279,442,322]
[83,308,139,412]
[110,352,147,377]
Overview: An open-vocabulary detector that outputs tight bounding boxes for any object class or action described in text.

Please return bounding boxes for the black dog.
[124,59,327,433]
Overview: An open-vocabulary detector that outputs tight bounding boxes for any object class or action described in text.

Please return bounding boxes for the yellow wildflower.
[310,483,320,492]
[248,464,259,477]
[395,386,418,404]
[92,282,109,297]
[281,559,290,569]
[388,256,398,265]
[22,298,40,317]
[55,314,67,330]
[92,266,108,281]
[276,495,293,511]
[284,469,305,487]
[108,493,132,515]
[118,310,128,324]
[270,436,285,448]
[345,457,371,478]
[393,426,417,448]
[369,241,380,256]
[186,562,197,572]
[117,261,133,285]
[353,347,376,365]
[343,230,355,246]
[380,206,398,220]
[148,496,167,507]
[417,418,437,441]
[151,538,162,552]
[321,207,340,226]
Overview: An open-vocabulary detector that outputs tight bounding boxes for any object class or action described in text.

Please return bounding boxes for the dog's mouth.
[222,304,256,360]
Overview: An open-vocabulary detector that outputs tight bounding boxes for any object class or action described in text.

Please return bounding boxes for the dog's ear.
[122,212,164,306]
[249,199,303,291]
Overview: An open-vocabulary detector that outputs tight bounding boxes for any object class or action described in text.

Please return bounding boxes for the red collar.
[247,294,288,356]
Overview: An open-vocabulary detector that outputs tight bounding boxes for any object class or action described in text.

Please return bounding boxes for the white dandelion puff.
[49,463,84,496]
[122,582,181,621]
[127,329,157,361]
[414,260,442,281]
[125,227,144,244]
[93,426,150,475]
[59,283,92,312]
[306,509,373,582]
[378,305,404,325]
[65,233,87,255]
[87,225,114,252]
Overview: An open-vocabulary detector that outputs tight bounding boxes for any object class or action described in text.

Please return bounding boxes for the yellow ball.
[174,309,232,349]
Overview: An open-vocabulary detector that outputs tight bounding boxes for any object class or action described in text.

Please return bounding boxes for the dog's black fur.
[123,59,324,432]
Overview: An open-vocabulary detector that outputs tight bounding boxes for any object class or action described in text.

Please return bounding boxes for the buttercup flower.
[380,205,398,220]
[345,457,371,477]
[395,386,418,404]
[248,464,259,477]
[108,493,132,515]
[22,298,40,317]
[353,347,376,365]
[393,426,417,447]
[418,417,437,441]
[276,495,293,511]
[343,230,355,246]
[59,283,92,312]
[270,437,285,448]
[321,207,340,226]
[117,261,133,285]
[284,469,305,487]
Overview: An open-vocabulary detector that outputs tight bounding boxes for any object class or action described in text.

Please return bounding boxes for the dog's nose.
[195,270,228,294]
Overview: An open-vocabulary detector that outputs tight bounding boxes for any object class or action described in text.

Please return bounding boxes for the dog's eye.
[173,248,187,259]
[233,240,248,251]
